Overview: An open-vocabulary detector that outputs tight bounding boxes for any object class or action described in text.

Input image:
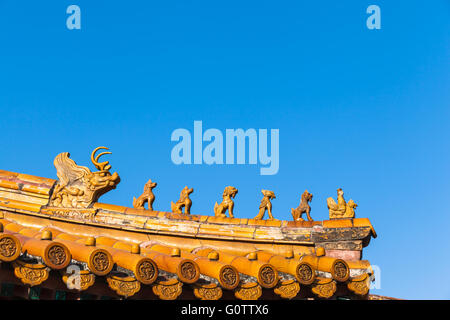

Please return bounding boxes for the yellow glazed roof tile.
[0,197,42,213]
[352,218,377,238]
[322,219,353,228]
[93,202,127,213]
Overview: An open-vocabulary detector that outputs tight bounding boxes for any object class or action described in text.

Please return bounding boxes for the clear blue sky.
[0,1,449,299]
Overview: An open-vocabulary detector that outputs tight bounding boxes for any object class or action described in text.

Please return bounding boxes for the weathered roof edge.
[0,168,377,246]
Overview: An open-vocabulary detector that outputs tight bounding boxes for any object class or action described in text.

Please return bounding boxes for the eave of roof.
[0,217,374,300]
[0,167,376,300]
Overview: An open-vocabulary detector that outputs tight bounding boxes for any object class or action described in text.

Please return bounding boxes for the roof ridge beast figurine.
[327,188,358,219]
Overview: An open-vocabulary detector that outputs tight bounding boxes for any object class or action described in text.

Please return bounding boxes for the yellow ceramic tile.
[322,219,353,228]
[0,197,41,212]
[0,180,19,190]
[93,202,127,213]
[0,170,19,178]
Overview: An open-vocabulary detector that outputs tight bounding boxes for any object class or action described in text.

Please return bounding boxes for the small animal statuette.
[214,186,238,218]
[171,186,194,215]
[133,179,157,210]
[291,190,314,222]
[327,188,357,219]
[254,190,277,220]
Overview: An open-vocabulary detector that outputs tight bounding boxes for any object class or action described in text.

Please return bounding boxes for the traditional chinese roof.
[0,150,377,300]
